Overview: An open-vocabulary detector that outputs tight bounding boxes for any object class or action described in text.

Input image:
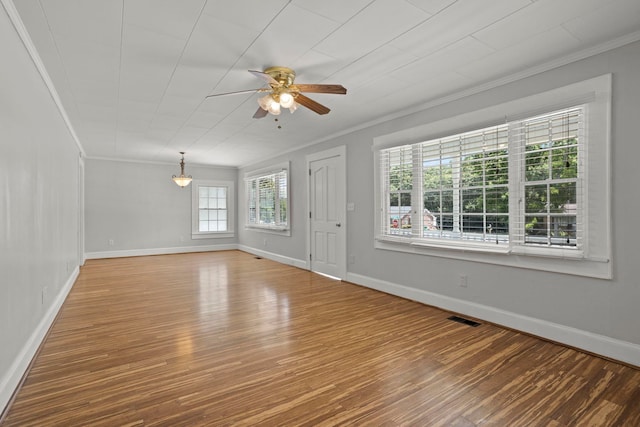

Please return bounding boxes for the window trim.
[244,161,291,235]
[191,179,235,239]
[373,75,611,279]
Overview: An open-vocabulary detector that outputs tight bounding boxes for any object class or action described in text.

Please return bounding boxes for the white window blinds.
[378,106,585,253]
[512,107,584,249]
[246,167,289,229]
[420,124,510,245]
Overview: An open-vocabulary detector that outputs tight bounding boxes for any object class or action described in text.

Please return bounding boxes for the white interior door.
[308,147,345,279]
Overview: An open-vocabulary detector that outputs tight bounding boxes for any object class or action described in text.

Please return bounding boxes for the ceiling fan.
[206,66,347,119]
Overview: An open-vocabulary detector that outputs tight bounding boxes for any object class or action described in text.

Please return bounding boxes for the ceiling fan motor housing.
[264,66,296,87]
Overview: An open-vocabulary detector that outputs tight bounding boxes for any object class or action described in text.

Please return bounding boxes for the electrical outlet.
[108,239,114,246]
[459,274,468,288]
[348,254,356,264]
[41,287,48,305]
[263,238,267,247]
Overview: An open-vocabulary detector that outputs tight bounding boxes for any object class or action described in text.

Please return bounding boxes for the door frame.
[306,145,347,279]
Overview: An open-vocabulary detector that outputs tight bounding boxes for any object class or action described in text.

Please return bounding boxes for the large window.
[191,180,234,239]
[374,75,611,278]
[245,163,289,232]
[382,108,581,249]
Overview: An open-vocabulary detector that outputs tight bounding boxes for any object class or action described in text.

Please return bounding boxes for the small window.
[191,180,234,239]
[245,163,289,233]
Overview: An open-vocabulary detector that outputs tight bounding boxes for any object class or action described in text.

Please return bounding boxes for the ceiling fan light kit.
[206,66,346,119]
[279,92,295,108]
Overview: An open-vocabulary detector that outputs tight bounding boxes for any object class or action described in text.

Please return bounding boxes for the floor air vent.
[448,315,481,327]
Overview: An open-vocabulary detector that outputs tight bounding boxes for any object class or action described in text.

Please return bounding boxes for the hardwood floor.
[2,251,639,426]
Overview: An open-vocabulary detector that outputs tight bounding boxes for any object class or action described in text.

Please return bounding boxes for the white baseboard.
[238,245,308,270]
[0,267,79,415]
[85,244,239,259]
[85,245,308,271]
[345,272,640,368]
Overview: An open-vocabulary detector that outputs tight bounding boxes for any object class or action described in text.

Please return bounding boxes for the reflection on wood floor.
[3,250,639,426]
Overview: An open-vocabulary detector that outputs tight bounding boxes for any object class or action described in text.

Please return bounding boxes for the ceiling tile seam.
[205,0,294,97]
[468,2,576,51]
[0,0,85,156]
[289,0,376,68]
[189,94,263,153]
[36,0,87,145]
[294,0,371,25]
[319,0,460,82]
[469,35,498,54]
[364,0,537,84]
[163,0,296,154]
[353,34,494,89]
[238,30,640,170]
[143,0,209,157]
[559,22,588,44]
[469,0,537,40]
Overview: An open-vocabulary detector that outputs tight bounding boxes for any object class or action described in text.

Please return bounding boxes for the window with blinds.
[245,166,289,230]
[379,106,584,252]
[517,108,582,248]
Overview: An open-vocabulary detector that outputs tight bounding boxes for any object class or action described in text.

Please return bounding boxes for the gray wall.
[238,154,309,261]
[85,159,237,255]
[346,41,640,346]
[239,40,640,360]
[0,5,81,409]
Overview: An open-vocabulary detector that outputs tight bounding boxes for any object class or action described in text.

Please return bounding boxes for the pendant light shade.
[172,152,192,188]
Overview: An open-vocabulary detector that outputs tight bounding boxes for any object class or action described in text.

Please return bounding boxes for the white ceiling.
[12,0,640,167]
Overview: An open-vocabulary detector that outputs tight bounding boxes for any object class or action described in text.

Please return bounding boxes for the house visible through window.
[245,164,289,232]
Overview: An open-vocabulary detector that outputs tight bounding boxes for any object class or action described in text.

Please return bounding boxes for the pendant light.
[172,152,192,188]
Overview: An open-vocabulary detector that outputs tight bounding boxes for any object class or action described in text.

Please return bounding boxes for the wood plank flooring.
[2,250,639,426]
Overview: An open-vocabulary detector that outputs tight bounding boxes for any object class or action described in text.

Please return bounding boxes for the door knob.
[336,222,341,227]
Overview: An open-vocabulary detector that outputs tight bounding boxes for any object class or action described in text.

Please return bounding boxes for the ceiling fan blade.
[205,88,266,98]
[294,84,347,95]
[295,94,331,115]
[248,70,279,85]
[253,107,268,119]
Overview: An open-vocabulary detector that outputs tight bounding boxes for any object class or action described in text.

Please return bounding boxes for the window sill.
[245,225,291,236]
[192,232,235,240]
[411,239,509,254]
[375,236,611,279]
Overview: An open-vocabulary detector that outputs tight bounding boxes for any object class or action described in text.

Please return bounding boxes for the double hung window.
[191,180,234,239]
